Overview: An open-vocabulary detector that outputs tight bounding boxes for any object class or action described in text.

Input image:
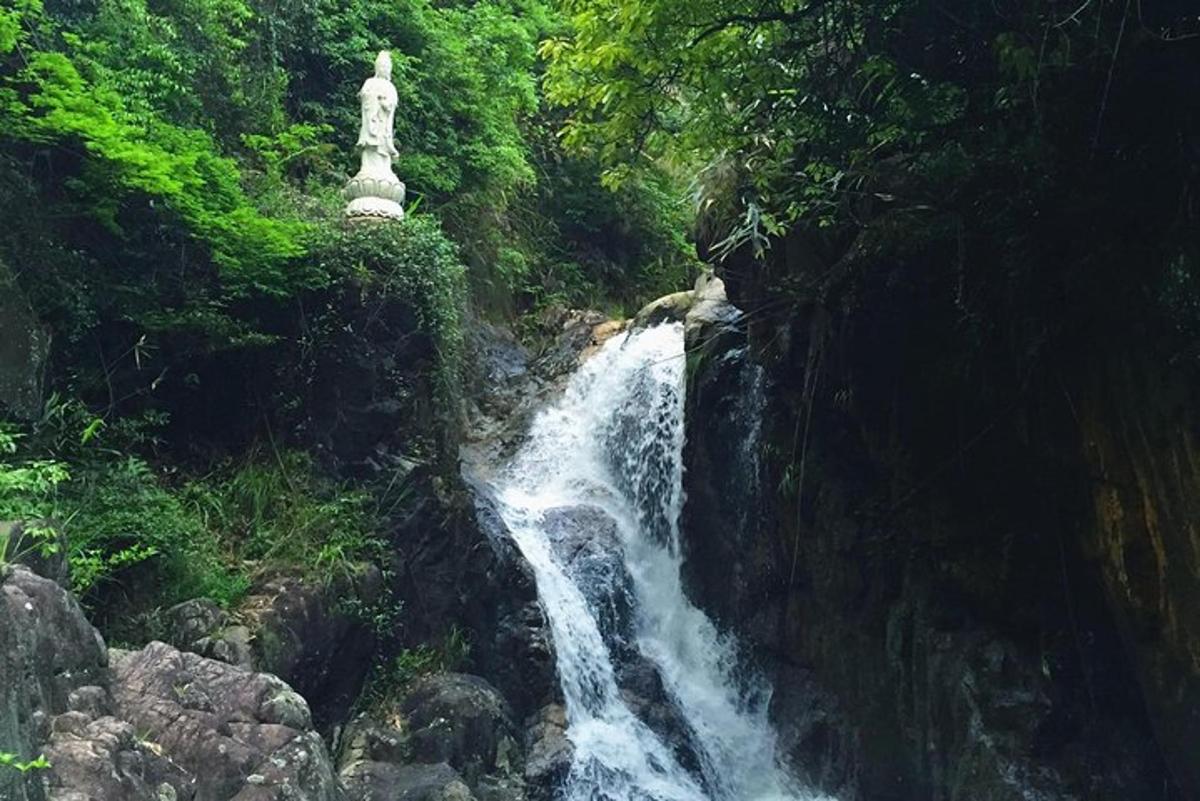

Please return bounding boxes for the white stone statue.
[344,50,406,220]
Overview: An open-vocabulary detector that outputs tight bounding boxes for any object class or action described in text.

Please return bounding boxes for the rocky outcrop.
[392,480,557,724]
[630,290,694,329]
[522,705,571,801]
[42,710,195,801]
[336,672,527,801]
[400,674,521,786]
[163,568,382,731]
[0,566,108,801]
[0,565,343,801]
[110,642,340,801]
[1077,354,1200,797]
[678,272,1180,801]
[341,761,474,801]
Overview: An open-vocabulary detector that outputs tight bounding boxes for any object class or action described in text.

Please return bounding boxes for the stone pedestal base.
[345,195,405,220]
[344,171,406,221]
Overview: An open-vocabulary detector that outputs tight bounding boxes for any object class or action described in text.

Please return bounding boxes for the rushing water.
[490,323,827,801]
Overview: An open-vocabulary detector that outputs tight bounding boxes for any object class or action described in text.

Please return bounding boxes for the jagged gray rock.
[0,565,108,801]
[109,642,340,801]
[341,761,474,801]
[163,567,382,730]
[401,673,521,785]
[42,713,195,801]
[521,705,571,801]
[0,563,349,801]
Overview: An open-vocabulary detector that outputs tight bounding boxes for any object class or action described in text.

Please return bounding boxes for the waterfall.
[490,322,829,801]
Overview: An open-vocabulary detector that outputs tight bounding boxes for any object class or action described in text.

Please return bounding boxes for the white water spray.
[491,323,829,801]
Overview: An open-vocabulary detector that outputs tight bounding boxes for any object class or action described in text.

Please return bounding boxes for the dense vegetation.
[542,0,1200,586]
[3,0,1198,725]
[0,0,696,627]
[536,4,1200,796]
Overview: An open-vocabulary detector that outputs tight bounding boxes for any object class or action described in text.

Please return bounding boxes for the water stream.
[489,323,828,801]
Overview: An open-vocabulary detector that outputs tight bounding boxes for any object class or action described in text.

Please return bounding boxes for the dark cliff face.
[1077,354,1200,796]
[678,263,1193,799]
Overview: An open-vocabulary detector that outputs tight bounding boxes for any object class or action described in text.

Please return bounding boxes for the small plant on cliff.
[357,625,474,719]
[0,752,50,773]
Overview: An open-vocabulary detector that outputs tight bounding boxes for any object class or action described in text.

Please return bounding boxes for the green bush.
[65,454,242,603]
[312,214,467,404]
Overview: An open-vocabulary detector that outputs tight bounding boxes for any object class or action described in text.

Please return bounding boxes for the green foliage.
[0,399,385,619]
[0,428,69,519]
[359,625,472,713]
[0,2,311,298]
[0,427,68,572]
[0,752,51,773]
[64,453,235,601]
[538,0,1156,253]
[312,214,467,401]
[183,448,384,584]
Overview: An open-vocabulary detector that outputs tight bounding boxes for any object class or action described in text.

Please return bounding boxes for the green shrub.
[1,400,386,619]
[63,454,243,604]
[312,214,467,405]
[0,428,67,572]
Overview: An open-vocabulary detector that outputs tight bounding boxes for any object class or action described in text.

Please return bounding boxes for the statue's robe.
[357,76,399,158]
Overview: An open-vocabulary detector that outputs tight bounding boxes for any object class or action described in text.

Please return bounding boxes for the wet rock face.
[677,282,775,644]
[541,505,633,648]
[522,704,571,801]
[418,484,557,722]
[678,284,1178,800]
[1076,355,1200,798]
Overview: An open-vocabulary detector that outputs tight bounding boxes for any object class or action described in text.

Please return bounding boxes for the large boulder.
[164,567,383,730]
[336,714,408,770]
[400,674,521,785]
[341,761,474,801]
[109,642,341,801]
[540,505,631,648]
[631,290,695,330]
[521,705,571,801]
[42,711,195,801]
[0,565,108,801]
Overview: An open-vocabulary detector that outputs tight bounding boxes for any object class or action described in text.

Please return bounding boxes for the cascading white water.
[491,322,831,801]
